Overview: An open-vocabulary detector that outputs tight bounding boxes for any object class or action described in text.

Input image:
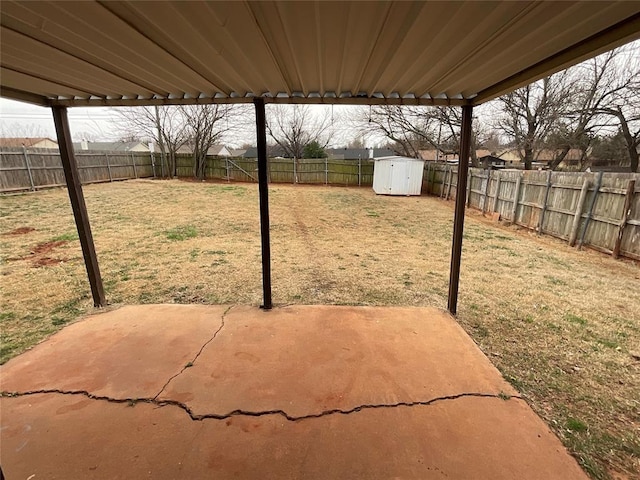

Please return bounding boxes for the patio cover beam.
[51,106,106,308]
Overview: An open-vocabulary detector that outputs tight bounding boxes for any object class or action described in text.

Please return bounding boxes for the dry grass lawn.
[1,179,639,479]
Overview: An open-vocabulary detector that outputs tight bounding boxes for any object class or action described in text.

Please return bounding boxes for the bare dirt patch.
[31,240,68,255]
[0,179,638,479]
[33,257,65,267]
[2,226,35,235]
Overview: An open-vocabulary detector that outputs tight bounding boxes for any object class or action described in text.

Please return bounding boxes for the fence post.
[446,166,454,200]
[131,152,138,179]
[226,157,230,182]
[105,153,113,182]
[568,176,589,247]
[510,173,522,223]
[537,170,552,235]
[325,157,328,185]
[151,152,156,178]
[491,171,501,213]
[425,162,430,194]
[440,166,448,198]
[578,170,604,249]
[482,170,491,213]
[358,157,362,187]
[613,179,635,259]
[293,157,296,184]
[22,146,35,191]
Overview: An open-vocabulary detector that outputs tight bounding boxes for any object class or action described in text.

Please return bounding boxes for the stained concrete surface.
[1,304,589,479]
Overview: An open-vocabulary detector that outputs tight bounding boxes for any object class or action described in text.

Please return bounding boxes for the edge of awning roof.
[473,10,640,104]
[1,8,639,109]
[0,88,474,108]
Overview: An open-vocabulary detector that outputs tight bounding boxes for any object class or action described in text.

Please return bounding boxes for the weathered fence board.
[171,154,376,186]
[1,148,154,192]
[423,163,640,261]
[4,150,638,260]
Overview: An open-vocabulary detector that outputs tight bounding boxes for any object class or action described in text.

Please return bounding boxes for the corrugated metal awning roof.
[1,1,639,107]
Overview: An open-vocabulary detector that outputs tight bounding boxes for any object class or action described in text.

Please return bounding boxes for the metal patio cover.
[2,1,640,108]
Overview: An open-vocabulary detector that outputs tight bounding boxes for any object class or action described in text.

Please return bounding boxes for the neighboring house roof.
[0,137,58,148]
[229,148,247,157]
[536,149,584,162]
[243,145,288,158]
[498,148,585,162]
[208,145,231,156]
[72,141,148,152]
[419,149,493,161]
[176,144,232,156]
[497,149,521,161]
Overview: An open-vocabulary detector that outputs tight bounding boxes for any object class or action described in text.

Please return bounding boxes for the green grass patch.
[0,311,16,322]
[165,225,198,241]
[52,232,78,242]
[565,313,587,326]
[545,275,567,286]
[566,417,588,432]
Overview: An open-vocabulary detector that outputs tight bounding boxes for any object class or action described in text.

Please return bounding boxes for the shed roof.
[1,1,639,108]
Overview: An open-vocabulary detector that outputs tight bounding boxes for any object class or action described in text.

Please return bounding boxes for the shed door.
[386,162,395,193]
[389,161,409,194]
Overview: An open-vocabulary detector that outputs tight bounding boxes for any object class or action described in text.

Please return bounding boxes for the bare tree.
[181,104,238,179]
[0,122,49,139]
[358,106,438,157]
[266,105,332,159]
[588,47,640,172]
[496,72,572,170]
[357,105,489,165]
[544,48,638,170]
[114,106,188,177]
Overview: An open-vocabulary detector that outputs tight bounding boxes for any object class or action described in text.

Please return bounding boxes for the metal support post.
[51,106,106,307]
[447,104,473,316]
[253,98,273,310]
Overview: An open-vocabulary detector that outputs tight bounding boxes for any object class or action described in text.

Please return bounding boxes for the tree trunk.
[549,146,570,171]
[617,111,639,172]
[524,147,534,170]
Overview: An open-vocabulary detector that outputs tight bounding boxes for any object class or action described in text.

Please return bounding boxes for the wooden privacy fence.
[0,148,155,193]
[4,149,638,260]
[424,163,640,261]
[174,154,375,186]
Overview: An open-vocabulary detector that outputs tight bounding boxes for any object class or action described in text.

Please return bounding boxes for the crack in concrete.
[0,389,522,422]
[153,305,235,400]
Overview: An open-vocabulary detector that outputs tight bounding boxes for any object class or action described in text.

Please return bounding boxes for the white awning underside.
[1,1,639,107]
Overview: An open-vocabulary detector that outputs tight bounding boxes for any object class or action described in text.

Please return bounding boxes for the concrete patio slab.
[160,305,518,417]
[0,304,228,398]
[0,304,589,479]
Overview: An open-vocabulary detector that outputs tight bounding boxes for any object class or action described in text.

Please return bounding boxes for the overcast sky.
[0,99,368,147]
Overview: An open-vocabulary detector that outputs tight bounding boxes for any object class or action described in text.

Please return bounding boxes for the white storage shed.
[372,156,425,196]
